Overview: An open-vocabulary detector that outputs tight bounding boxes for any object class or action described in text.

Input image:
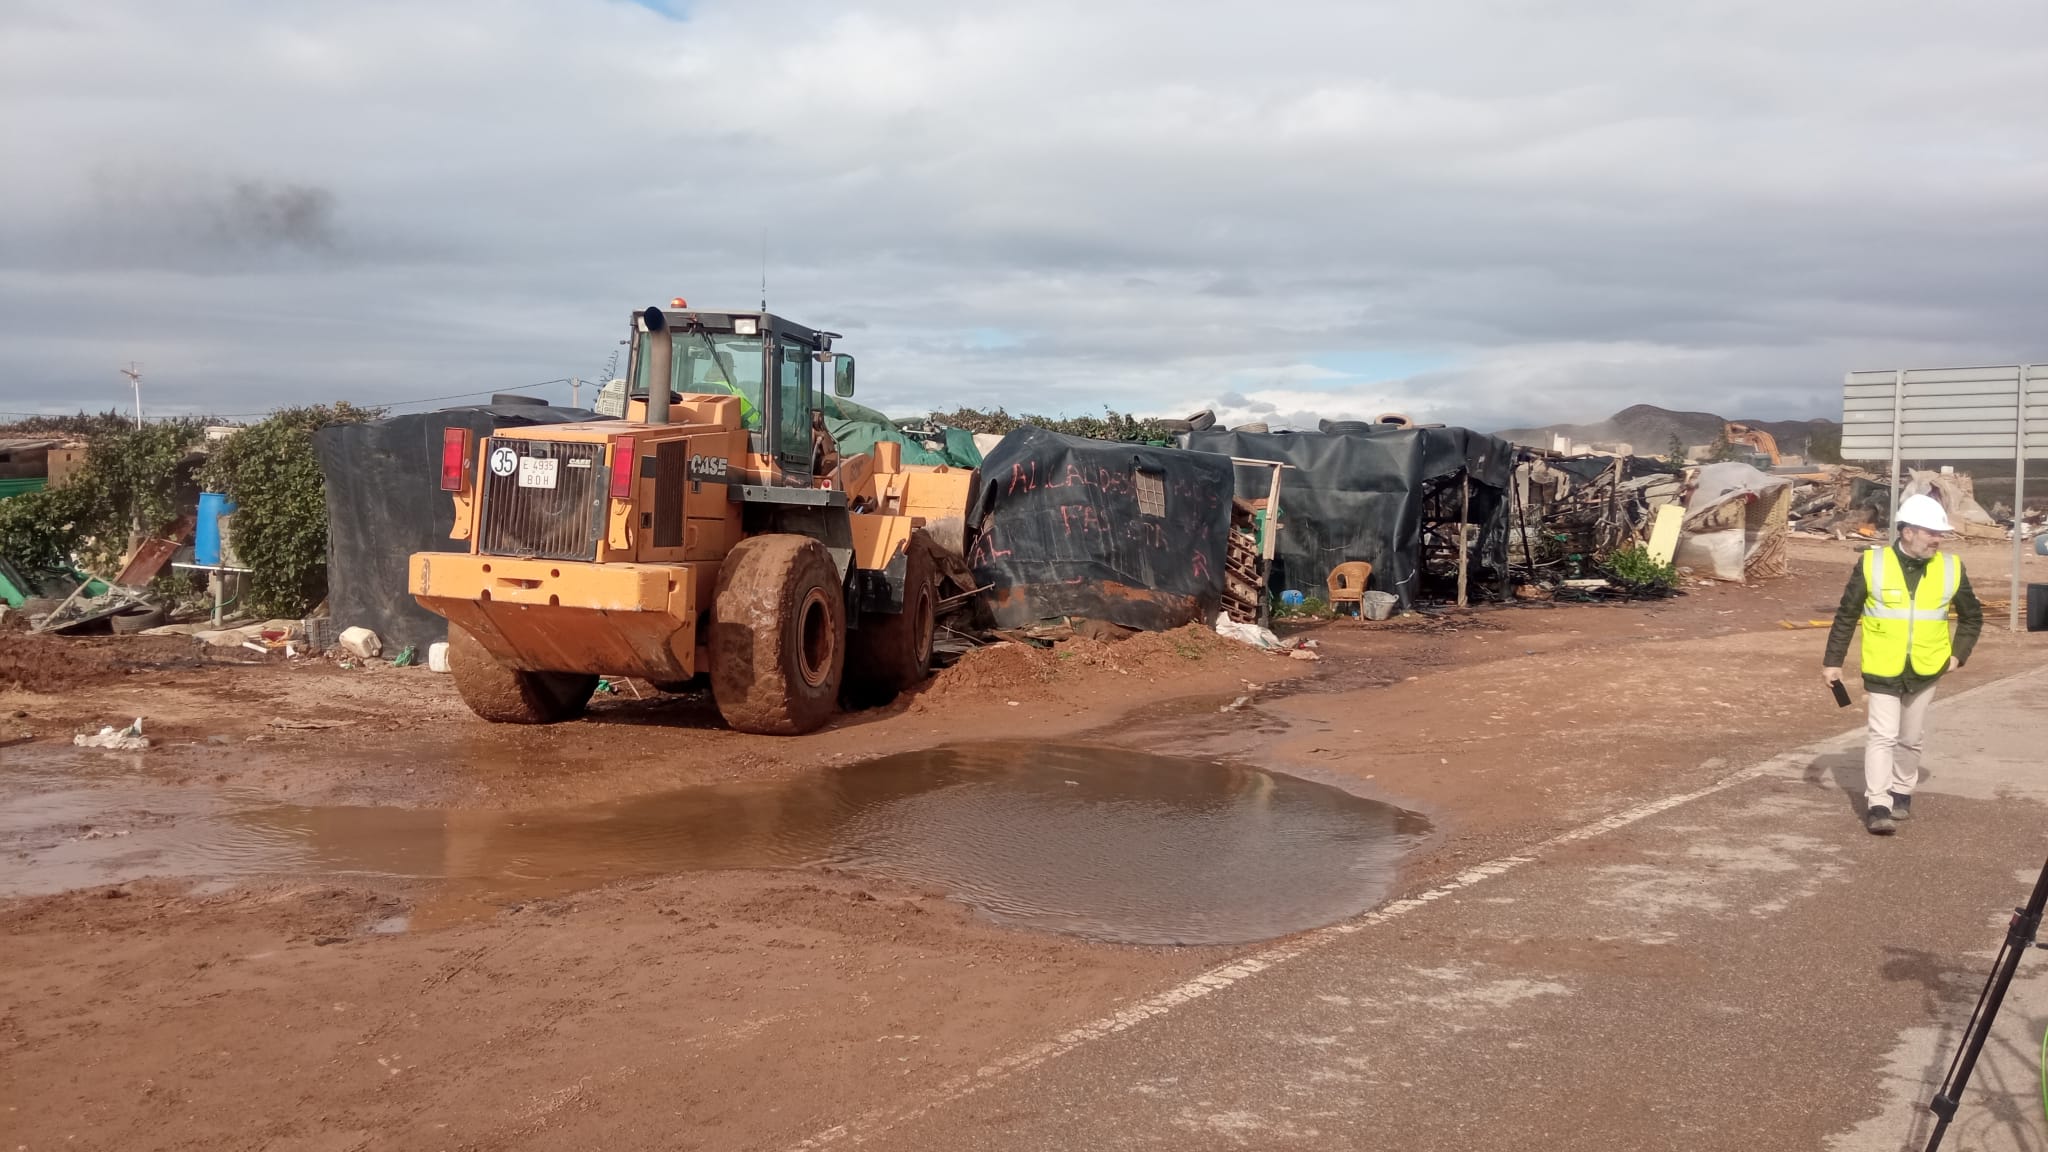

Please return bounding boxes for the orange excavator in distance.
[409,301,976,735]
[1722,421,1782,467]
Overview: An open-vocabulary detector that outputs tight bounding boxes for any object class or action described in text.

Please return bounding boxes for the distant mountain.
[1494,404,1839,457]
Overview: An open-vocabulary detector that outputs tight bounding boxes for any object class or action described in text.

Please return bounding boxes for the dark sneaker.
[1890,792,1913,820]
[1866,805,1897,835]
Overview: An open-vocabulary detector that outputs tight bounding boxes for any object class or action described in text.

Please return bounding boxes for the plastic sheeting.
[967,426,1236,631]
[818,395,983,469]
[1548,455,1681,484]
[826,419,956,467]
[314,404,603,653]
[1182,426,1514,608]
[1687,462,1791,513]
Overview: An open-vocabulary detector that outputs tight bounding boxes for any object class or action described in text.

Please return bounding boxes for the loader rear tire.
[446,625,598,724]
[710,535,846,735]
[845,531,937,704]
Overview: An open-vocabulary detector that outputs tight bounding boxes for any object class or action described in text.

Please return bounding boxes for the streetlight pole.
[119,364,143,429]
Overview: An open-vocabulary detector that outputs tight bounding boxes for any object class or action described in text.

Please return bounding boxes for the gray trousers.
[1865,684,1937,808]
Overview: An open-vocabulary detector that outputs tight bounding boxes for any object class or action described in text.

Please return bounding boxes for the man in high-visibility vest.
[1823,493,1985,835]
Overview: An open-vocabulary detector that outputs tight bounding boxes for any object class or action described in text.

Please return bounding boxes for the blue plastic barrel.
[195,492,237,566]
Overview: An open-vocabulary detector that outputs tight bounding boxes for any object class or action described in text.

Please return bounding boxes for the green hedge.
[198,403,380,618]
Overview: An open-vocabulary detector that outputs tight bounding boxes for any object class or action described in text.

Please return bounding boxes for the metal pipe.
[2013,364,2030,632]
[1888,368,1904,534]
[640,306,671,426]
[1456,471,1471,608]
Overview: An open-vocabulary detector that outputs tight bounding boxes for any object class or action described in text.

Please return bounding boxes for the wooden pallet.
[1223,528,1267,623]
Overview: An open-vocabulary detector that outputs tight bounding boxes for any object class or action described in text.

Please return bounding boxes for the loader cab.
[625,307,856,483]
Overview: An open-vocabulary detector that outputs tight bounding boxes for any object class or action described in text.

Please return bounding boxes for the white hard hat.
[1896,493,1954,533]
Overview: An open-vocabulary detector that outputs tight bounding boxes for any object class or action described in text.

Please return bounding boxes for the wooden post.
[1261,462,1283,563]
[1606,455,1622,552]
[1456,470,1471,608]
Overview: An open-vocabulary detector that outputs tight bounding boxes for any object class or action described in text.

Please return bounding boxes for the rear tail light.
[440,427,472,492]
[609,437,637,499]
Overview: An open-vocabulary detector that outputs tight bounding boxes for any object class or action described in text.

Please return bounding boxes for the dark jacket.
[1824,546,1983,696]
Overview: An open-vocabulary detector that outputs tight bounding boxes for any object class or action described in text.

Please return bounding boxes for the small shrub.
[1272,595,1334,620]
[1604,543,1678,591]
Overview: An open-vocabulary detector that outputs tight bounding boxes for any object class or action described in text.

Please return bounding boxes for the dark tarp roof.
[1182,426,1514,607]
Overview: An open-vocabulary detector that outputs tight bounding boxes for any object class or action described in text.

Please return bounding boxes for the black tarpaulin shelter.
[968,426,1237,631]
[1548,454,1682,484]
[314,404,603,652]
[1183,426,1514,608]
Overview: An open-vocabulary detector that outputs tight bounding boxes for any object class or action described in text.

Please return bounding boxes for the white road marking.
[792,671,2037,1150]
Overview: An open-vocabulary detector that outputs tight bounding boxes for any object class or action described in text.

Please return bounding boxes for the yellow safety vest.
[1860,546,1959,678]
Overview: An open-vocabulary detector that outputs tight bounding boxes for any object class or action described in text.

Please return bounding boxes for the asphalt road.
[796,665,2048,1152]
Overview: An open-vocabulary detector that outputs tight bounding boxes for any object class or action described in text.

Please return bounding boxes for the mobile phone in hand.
[1831,680,1852,708]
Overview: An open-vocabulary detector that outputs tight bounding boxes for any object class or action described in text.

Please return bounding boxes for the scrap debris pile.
[1786,465,2038,543]
[1509,454,1685,588]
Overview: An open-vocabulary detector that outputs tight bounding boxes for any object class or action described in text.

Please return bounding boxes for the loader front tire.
[845,530,938,704]
[447,625,598,724]
[710,534,846,735]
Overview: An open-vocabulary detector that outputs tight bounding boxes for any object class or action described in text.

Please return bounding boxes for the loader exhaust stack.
[640,306,671,426]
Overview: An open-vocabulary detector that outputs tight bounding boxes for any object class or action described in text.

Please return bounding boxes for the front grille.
[652,440,686,548]
[477,438,605,560]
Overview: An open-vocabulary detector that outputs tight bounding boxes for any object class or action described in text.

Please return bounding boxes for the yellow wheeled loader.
[409,304,976,734]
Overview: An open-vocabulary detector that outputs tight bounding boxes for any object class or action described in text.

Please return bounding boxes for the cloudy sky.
[3,0,2044,431]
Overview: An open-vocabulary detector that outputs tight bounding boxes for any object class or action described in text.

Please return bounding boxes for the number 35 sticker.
[489,446,518,477]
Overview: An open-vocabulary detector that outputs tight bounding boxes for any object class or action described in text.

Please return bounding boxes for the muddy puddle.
[2,742,1427,945]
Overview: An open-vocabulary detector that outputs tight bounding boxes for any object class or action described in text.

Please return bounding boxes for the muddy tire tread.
[710,535,846,735]
[846,530,938,702]
[446,625,597,724]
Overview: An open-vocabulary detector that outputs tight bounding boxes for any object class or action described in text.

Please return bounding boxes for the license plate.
[517,457,559,489]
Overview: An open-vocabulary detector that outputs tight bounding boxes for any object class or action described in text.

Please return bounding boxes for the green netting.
[0,477,48,501]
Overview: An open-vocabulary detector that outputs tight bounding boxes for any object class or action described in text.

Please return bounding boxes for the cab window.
[776,337,815,471]
[632,331,765,430]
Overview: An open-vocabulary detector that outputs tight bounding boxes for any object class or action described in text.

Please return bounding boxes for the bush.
[0,479,100,575]
[0,419,207,577]
[199,403,381,617]
[1603,543,1678,591]
[0,411,140,441]
[925,406,1182,445]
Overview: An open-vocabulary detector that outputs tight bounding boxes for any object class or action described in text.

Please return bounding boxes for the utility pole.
[571,377,581,408]
[119,364,143,428]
